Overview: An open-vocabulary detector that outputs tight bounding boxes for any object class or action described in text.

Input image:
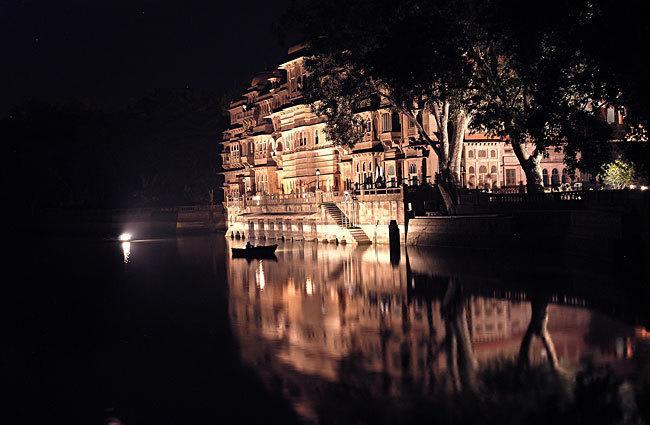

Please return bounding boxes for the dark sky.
[0,0,292,114]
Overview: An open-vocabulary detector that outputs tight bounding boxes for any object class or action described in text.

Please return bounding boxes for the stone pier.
[224,189,407,245]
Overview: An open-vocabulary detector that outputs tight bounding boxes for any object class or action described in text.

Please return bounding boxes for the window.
[468,150,474,158]
[315,130,319,145]
[409,163,417,174]
[542,169,549,186]
[381,113,391,132]
[551,168,559,186]
[479,165,487,174]
[468,166,475,174]
[388,164,395,175]
[490,150,497,158]
[408,118,415,128]
[478,150,487,158]
[491,165,497,174]
[506,169,516,186]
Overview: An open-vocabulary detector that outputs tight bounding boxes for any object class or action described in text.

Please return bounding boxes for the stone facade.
[219,45,595,243]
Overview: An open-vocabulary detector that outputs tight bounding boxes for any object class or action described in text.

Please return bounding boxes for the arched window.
[362,163,366,172]
[551,168,559,186]
[356,163,359,173]
[491,165,497,174]
[315,130,319,145]
[468,150,474,158]
[542,169,549,186]
[409,163,417,174]
[490,150,497,158]
[479,150,487,158]
[561,169,567,184]
[479,165,487,174]
[469,166,475,174]
[276,141,283,151]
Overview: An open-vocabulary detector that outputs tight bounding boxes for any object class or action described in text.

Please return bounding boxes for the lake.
[5,235,650,424]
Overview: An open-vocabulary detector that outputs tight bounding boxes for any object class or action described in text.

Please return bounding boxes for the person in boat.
[245,241,253,249]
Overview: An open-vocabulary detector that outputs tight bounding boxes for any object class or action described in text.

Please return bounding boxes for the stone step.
[322,202,370,243]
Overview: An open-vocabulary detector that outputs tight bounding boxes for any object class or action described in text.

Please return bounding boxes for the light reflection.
[255,261,266,290]
[227,242,643,423]
[121,241,131,263]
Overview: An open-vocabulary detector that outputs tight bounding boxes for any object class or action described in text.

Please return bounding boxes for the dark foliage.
[1,89,224,216]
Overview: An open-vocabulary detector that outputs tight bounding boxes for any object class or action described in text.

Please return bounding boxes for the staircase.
[322,202,372,244]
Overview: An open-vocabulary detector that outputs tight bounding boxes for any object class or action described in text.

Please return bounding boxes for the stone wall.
[224,193,406,244]
[406,215,514,249]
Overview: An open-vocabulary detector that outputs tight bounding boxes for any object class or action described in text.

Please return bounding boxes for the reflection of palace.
[227,242,633,422]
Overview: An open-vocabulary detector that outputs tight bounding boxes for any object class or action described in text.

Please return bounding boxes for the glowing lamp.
[118,232,133,242]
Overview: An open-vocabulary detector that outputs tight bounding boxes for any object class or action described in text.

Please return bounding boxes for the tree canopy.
[1,89,224,216]
[286,0,645,194]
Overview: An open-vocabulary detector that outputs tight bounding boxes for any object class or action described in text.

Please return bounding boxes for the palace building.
[219,45,609,244]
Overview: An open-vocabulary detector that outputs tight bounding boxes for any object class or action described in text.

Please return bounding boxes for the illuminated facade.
[219,46,604,243]
[220,45,590,199]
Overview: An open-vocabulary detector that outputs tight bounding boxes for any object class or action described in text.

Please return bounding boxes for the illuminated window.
[479,165,487,174]
[382,113,391,132]
[478,150,487,158]
[491,165,497,174]
[551,168,559,185]
[490,150,496,158]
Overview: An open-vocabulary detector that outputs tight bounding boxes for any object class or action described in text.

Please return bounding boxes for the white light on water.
[121,242,131,263]
[119,232,133,242]
[255,261,266,290]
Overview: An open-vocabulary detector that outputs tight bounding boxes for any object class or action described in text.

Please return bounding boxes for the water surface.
[5,236,650,424]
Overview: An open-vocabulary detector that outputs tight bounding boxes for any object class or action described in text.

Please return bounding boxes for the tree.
[518,297,561,374]
[1,89,223,215]
[601,159,637,189]
[286,0,482,211]
[467,0,616,192]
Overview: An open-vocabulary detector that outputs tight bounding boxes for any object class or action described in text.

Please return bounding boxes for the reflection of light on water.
[306,277,313,296]
[255,261,266,290]
[121,242,131,264]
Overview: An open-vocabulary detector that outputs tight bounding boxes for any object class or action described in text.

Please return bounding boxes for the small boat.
[231,244,278,258]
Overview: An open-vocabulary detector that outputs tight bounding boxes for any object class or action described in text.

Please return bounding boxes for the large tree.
[467,0,617,191]
[287,0,625,195]
[286,0,482,211]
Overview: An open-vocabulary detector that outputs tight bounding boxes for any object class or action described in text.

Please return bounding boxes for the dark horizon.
[0,0,292,115]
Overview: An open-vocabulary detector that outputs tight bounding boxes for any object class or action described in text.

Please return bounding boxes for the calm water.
[4,235,650,424]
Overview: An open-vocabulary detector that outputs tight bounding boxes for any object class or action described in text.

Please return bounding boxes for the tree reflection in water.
[226,240,650,424]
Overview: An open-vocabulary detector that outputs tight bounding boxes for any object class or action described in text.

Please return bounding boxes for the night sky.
[0,0,292,114]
